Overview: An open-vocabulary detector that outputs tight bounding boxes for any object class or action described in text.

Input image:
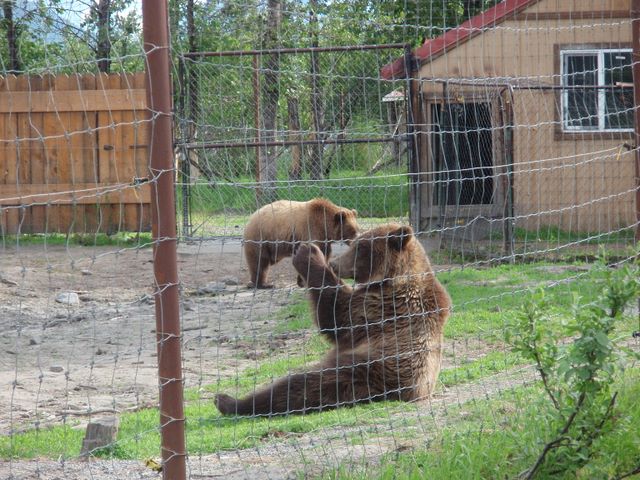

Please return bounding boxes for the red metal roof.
[380,0,541,80]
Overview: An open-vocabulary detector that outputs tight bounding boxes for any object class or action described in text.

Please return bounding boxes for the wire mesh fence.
[1,1,640,479]
[175,44,413,238]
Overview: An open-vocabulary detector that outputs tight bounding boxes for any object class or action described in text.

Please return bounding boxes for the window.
[561,49,633,132]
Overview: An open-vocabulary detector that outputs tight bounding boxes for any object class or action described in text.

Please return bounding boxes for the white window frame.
[560,48,633,133]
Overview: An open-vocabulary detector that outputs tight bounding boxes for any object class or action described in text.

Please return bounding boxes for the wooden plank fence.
[0,72,151,234]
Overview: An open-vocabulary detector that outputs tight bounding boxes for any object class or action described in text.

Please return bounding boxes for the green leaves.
[507,253,639,478]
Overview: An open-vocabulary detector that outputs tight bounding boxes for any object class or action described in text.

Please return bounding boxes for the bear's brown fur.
[243,198,358,289]
[216,223,452,415]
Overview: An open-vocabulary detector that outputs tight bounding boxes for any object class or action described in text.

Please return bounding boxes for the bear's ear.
[387,225,413,251]
[351,209,358,217]
[334,210,349,225]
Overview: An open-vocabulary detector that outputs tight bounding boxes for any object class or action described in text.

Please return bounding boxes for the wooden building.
[382,0,637,236]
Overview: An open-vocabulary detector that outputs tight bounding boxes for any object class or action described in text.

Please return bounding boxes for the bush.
[506,253,640,479]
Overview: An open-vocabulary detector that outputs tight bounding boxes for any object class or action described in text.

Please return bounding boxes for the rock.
[28,338,37,346]
[137,294,155,305]
[195,282,227,296]
[183,301,196,312]
[80,269,92,276]
[16,291,36,298]
[0,277,18,286]
[49,366,64,373]
[245,350,265,360]
[80,416,119,456]
[55,292,80,305]
[220,276,239,286]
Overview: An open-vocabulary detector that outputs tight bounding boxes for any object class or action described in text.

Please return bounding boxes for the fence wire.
[1,1,639,480]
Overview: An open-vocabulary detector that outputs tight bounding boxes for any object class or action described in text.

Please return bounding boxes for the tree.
[169,0,504,188]
[79,0,137,73]
[0,0,63,73]
[94,0,111,72]
[1,0,20,73]
[307,0,325,180]
[257,0,282,204]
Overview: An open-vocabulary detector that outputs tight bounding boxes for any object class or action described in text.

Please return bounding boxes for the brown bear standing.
[216,223,452,415]
[243,198,358,289]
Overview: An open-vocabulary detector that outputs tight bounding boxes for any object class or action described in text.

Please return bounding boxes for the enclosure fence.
[1,1,639,480]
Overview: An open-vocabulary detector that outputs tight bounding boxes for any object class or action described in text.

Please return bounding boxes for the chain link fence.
[175,45,414,237]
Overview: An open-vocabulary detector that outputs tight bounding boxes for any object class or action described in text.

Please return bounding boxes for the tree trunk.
[323,91,348,177]
[95,0,112,73]
[288,97,302,180]
[186,0,198,136]
[463,0,484,19]
[3,1,20,73]
[308,0,325,180]
[257,0,282,204]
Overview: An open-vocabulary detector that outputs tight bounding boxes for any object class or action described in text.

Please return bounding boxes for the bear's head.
[332,208,358,243]
[329,223,430,284]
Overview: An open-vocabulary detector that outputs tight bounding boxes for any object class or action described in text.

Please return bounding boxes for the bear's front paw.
[215,393,238,415]
[292,243,325,274]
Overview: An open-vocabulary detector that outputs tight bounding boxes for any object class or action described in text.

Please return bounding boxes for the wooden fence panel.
[0,72,151,235]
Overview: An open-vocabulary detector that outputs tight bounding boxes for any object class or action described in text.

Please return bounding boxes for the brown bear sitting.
[243,198,358,289]
[215,223,452,416]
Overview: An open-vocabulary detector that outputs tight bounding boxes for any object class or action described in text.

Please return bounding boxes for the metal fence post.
[633,0,640,243]
[631,0,640,336]
[142,1,187,479]
[404,44,419,232]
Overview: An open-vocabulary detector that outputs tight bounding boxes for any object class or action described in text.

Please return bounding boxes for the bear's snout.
[329,258,351,279]
[328,259,339,273]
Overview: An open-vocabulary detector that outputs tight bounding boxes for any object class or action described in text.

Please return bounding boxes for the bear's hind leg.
[246,244,274,289]
[215,373,323,416]
[214,364,380,416]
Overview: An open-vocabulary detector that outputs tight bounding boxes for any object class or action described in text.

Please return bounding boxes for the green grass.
[1,232,154,248]
[1,261,637,462]
[273,292,313,333]
[439,262,603,338]
[186,168,410,218]
[505,225,636,245]
[330,369,640,480]
[439,349,523,388]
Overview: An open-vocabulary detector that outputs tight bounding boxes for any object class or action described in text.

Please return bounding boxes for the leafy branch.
[507,252,640,479]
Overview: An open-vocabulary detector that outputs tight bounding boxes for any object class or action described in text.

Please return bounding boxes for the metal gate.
[174,44,416,237]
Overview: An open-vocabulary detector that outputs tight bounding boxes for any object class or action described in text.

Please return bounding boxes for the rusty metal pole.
[142,1,187,479]
[404,45,419,231]
[632,0,640,337]
[633,0,640,243]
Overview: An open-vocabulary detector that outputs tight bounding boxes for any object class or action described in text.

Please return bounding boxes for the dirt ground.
[0,238,507,479]
[0,238,307,434]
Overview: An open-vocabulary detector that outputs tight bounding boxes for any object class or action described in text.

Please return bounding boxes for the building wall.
[416,0,635,233]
